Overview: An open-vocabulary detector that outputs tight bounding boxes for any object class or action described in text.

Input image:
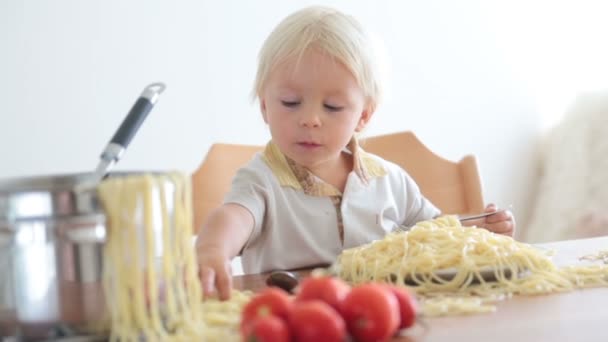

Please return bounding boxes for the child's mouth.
[297,142,321,149]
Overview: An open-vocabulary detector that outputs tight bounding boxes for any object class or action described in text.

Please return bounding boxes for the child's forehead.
[268,49,357,87]
[280,48,343,68]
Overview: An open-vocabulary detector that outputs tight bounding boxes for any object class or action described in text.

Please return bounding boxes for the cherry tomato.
[384,285,418,329]
[295,276,351,311]
[288,300,346,342]
[240,288,292,333]
[341,284,400,342]
[242,315,291,342]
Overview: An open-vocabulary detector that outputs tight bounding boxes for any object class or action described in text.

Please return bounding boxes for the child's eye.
[324,104,344,112]
[281,100,300,108]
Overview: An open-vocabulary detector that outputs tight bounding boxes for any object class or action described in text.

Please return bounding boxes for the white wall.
[1,0,606,238]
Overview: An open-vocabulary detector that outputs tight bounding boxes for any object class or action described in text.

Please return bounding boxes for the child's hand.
[197,245,233,300]
[477,203,515,237]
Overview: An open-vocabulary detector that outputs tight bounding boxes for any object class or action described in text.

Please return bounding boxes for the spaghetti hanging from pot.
[98,172,248,341]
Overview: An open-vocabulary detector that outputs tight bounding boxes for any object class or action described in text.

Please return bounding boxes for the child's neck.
[307,151,353,193]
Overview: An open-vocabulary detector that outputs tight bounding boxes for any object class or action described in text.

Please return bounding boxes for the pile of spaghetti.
[336,216,608,316]
[98,173,249,341]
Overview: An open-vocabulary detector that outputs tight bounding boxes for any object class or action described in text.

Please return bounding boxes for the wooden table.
[233,236,608,342]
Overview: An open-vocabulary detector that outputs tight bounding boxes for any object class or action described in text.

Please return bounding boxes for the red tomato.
[242,315,290,342]
[295,276,351,311]
[240,288,292,333]
[341,284,400,342]
[288,300,346,342]
[384,285,418,329]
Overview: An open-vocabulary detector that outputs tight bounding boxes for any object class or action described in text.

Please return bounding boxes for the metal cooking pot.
[0,172,176,340]
[0,83,167,340]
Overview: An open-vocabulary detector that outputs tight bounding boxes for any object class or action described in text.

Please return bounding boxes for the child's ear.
[260,98,269,123]
[355,103,375,132]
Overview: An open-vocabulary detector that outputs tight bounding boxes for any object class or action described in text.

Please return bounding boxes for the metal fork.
[458,209,508,222]
[396,205,513,232]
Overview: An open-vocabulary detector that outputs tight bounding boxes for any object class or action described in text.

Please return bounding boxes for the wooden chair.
[191,131,484,231]
[192,144,263,233]
[361,131,484,215]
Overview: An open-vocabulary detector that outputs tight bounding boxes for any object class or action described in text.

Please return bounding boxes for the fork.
[395,205,513,231]
[458,209,508,222]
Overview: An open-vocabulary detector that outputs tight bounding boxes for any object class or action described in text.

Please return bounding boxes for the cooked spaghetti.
[337,216,608,316]
[98,173,249,341]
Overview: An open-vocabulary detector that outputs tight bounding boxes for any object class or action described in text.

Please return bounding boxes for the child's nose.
[299,110,321,128]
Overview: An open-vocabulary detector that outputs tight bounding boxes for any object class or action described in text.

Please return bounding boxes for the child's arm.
[196,203,254,300]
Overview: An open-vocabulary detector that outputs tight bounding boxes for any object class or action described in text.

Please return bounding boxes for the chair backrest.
[191,131,484,231]
[192,143,263,233]
[360,131,484,215]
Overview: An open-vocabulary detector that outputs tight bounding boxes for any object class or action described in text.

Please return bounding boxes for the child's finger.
[485,210,512,224]
[199,267,216,298]
[488,222,514,235]
[487,215,515,235]
[215,269,233,301]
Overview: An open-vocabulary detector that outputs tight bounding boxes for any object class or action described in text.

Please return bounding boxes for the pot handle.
[1,217,107,244]
[64,225,106,244]
[104,83,166,157]
[59,215,107,244]
[92,82,167,184]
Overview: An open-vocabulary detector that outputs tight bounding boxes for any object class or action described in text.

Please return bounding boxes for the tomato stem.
[257,305,271,317]
[356,317,369,329]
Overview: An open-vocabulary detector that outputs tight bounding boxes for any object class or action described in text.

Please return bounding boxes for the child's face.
[260,49,372,171]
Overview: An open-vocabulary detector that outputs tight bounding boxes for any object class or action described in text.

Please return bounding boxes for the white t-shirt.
[224,141,440,274]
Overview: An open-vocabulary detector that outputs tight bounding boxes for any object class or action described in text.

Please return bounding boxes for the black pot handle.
[95,83,166,179]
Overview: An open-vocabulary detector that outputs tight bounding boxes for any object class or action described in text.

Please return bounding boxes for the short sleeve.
[223,161,269,250]
[399,169,441,227]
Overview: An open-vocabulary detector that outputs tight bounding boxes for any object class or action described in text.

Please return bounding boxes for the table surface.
[233,236,608,342]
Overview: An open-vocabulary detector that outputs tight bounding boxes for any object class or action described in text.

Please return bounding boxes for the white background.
[1,0,607,239]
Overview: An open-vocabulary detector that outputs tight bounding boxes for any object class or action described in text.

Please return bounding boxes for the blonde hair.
[253,6,384,111]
